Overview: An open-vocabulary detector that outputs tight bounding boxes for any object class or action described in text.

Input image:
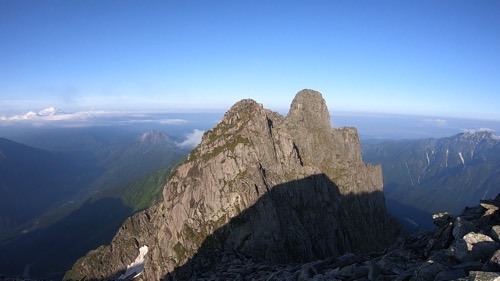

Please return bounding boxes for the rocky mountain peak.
[216,98,264,127]
[226,98,262,115]
[287,89,331,129]
[65,89,398,281]
[138,130,173,145]
[458,129,500,142]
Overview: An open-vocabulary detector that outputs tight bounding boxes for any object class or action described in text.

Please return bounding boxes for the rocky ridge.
[166,194,499,281]
[65,89,398,280]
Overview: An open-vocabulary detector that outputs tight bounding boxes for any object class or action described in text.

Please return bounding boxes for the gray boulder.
[447,232,498,262]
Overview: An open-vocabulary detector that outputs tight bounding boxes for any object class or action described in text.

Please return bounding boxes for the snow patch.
[461,128,500,140]
[405,162,414,186]
[458,152,465,165]
[118,245,148,280]
[461,128,495,134]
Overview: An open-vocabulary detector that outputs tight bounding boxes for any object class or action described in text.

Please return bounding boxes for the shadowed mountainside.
[0,137,103,239]
[163,175,394,280]
[169,193,500,281]
[0,198,133,280]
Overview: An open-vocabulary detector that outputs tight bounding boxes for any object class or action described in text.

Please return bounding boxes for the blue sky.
[1,0,499,120]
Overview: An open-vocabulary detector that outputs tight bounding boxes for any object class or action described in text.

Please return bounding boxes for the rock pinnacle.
[287,89,331,129]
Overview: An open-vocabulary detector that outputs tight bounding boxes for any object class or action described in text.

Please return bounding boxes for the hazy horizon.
[1,104,499,143]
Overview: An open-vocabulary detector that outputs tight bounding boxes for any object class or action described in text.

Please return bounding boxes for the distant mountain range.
[86,129,186,193]
[362,129,500,230]
[0,130,188,239]
[0,130,189,279]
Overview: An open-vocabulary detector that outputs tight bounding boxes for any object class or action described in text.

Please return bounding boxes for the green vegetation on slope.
[99,160,184,212]
[0,160,185,280]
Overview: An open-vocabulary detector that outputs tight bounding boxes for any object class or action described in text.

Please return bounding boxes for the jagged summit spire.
[287,89,331,129]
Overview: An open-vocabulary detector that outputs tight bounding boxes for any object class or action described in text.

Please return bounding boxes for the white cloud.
[123,118,188,125]
[0,107,190,127]
[178,129,205,149]
[10,111,38,120]
[6,107,66,121]
[422,118,447,127]
[38,107,64,116]
[158,119,188,125]
[3,108,112,124]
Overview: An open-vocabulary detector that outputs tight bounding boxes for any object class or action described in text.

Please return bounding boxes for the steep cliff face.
[65,89,398,281]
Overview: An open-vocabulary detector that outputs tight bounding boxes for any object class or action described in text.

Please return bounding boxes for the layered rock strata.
[65,89,397,280]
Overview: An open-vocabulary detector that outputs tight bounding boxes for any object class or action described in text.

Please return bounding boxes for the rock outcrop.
[65,89,398,280]
[148,194,497,281]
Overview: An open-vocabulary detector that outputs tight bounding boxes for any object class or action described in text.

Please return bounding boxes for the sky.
[1,1,500,124]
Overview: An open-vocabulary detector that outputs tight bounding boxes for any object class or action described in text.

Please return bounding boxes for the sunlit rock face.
[65,89,398,281]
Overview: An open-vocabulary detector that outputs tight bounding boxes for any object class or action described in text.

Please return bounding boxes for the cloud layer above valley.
[177,129,205,149]
[421,118,448,127]
[2,107,499,141]
[0,107,190,128]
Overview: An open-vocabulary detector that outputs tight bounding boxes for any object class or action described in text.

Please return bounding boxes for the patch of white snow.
[118,245,148,280]
[458,152,465,165]
[405,162,414,186]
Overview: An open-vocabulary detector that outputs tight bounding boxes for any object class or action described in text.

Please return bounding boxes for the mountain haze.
[0,163,180,279]
[66,89,399,280]
[0,129,188,240]
[0,131,188,279]
[82,129,187,194]
[0,138,101,239]
[362,130,500,229]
